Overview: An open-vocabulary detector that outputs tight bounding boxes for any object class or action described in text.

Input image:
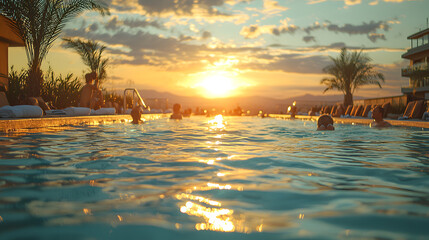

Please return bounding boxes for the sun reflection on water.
[208,114,226,131]
[177,182,242,232]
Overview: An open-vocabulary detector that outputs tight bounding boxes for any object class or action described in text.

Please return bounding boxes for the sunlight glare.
[200,74,236,98]
[208,114,226,130]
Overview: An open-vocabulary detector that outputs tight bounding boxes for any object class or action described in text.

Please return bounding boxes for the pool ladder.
[123,88,149,113]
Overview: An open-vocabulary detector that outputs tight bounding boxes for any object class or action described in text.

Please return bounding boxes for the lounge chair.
[332,104,345,117]
[361,104,372,118]
[344,105,353,116]
[0,92,44,118]
[0,105,43,118]
[352,105,363,117]
[321,106,331,115]
[330,105,337,116]
[381,102,390,118]
[410,100,425,119]
[28,97,52,114]
[350,105,358,116]
[399,100,426,120]
[400,101,416,119]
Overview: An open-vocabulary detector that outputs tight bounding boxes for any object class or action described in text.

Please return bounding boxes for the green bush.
[104,91,123,106]
[6,67,28,105]
[6,66,82,108]
[41,68,82,109]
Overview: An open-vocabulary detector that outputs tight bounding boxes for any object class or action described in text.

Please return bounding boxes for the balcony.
[401,62,429,77]
[402,42,429,59]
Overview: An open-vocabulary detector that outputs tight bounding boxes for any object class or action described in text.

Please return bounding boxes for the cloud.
[306,20,396,42]
[201,31,212,39]
[306,0,410,7]
[344,0,361,5]
[239,53,332,74]
[240,19,298,39]
[303,22,322,34]
[367,33,386,42]
[241,19,393,43]
[383,0,410,2]
[240,25,263,39]
[303,36,316,43]
[104,16,164,31]
[262,0,288,15]
[306,0,326,4]
[328,21,389,35]
[135,0,230,16]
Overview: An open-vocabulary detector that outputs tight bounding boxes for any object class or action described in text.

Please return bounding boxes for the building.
[0,16,25,89]
[401,26,429,100]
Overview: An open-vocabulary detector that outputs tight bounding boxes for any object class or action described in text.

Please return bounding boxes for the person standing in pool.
[317,114,335,130]
[131,105,143,124]
[370,105,391,128]
[170,103,183,120]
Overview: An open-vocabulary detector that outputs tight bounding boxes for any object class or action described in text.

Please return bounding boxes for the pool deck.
[0,114,170,133]
[269,114,429,129]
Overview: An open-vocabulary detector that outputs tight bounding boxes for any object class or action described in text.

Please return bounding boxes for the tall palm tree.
[0,0,109,97]
[321,48,385,106]
[62,38,109,87]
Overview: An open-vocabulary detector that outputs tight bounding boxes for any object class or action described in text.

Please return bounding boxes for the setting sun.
[200,74,236,98]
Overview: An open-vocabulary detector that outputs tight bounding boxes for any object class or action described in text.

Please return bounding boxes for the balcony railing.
[401,62,429,77]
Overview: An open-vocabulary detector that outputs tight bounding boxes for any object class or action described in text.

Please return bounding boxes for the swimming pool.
[0,116,428,239]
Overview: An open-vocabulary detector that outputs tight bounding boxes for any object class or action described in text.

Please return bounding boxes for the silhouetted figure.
[170,103,183,120]
[332,104,345,117]
[131,105,142,124]
[80,72,104,110]
[370,106,391,128]
[290,105,297,119]
[317,114,335,131]
[80,72,97,108]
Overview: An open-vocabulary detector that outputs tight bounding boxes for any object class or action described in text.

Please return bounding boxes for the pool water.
[0,116,428,239]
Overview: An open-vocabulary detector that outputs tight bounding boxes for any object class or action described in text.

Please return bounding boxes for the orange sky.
[8,0,428,99]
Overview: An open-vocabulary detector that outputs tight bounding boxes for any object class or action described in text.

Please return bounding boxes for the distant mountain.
[133,89,363,114]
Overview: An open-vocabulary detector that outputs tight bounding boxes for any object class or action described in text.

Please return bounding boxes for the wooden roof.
[0,15,24,47]
[407,27,429,40]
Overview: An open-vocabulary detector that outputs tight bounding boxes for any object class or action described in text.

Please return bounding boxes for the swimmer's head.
[173,103,181,113]
[372,105,384,116]
[317,114,335,131]
[131,106,141,124]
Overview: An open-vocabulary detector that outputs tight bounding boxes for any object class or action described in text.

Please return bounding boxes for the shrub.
[104,91,123,106]
[6,66,82,108]
[6,67,28,105]
[41,68,82,109]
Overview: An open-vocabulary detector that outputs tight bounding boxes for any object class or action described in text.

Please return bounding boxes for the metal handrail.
[401,62,429,75]
[123,88,148,112]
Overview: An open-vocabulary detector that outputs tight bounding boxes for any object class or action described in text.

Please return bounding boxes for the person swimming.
[370,105,391,128]
[170,103,183,120]
[317,114,335,131]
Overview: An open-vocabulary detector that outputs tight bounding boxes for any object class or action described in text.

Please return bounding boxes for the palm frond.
[62,37,109,85]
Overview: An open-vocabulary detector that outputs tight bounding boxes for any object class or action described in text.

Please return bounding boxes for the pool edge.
[0,114,170,133]
[269,114,429,129]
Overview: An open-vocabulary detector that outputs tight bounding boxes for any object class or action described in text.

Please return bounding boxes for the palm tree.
[321,48,385,106]
[62,37,109,87]
[0,0,109,97]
